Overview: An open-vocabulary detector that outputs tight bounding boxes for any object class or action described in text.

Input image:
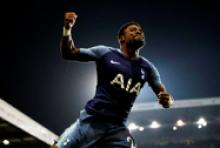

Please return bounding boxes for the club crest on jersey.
[141,68,145,80]
[110,73,141,95]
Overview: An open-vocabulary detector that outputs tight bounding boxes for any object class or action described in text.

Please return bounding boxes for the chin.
[127,39,145,50]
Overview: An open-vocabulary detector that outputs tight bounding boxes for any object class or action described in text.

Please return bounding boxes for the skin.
[53,11,174,148]
[119,24,145,59]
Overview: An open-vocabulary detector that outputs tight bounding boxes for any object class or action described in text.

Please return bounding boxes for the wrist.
[157,92,170,99]
[157,92,166,97]
[63,27,71,36]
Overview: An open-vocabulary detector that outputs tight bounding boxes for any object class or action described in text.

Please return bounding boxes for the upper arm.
[141,58,168,95]
[79,45,110,61]
[64,45,110,61]
[146,63,168,95]
[146,62,162,88]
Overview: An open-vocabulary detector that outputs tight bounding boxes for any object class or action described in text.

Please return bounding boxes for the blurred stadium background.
[0,98,58,147]
[1,97,220,147]
[128,97,220,148]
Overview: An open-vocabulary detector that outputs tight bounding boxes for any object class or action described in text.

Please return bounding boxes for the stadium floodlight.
[3,139,10,145]
[173,126,177,131]
[149,121,160,129]
[196,117,207,128]
[197,117,207,126]
[139,126,144,131]
[128,122,138,131]
[176,119,186,127]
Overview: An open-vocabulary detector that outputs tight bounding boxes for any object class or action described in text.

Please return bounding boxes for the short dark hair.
[117,22,141,40]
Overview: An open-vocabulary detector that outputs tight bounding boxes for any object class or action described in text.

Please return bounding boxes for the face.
[120,24,145,50]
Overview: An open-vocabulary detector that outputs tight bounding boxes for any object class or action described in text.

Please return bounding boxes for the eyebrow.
[129,26,143,32]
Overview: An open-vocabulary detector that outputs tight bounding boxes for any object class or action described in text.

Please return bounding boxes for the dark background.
[0,0,219,135]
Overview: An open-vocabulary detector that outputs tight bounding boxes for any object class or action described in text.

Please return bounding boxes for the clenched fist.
[158,92,174,108]
[64,12,78,30]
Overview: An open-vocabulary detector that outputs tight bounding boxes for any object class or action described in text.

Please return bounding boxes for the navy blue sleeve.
[141,57,162,87]
[147,64,162,87]
[77,45,110,61]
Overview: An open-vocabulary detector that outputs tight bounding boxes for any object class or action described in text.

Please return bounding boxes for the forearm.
[151,83,168,98]
[60,12,101,61]
[152,83,174,108]
[60,27,80,59]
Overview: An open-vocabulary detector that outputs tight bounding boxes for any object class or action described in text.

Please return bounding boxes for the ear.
[119,35,125,43]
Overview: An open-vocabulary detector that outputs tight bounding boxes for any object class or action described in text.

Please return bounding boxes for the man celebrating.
[53,12,174,148]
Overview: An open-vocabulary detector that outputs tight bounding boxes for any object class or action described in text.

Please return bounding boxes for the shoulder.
[91,45,114,53]
[140,56,155,68]
[140,56,160,73]
[98,45,120,52]
[94,45,121,55]
[80,45,115,56]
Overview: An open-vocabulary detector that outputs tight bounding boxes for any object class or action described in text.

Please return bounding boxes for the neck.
[120,44,140,59]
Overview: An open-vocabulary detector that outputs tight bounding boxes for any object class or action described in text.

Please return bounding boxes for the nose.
[136,30,143,35]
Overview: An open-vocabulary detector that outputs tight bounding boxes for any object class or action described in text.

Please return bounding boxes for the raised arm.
[60,12,80,59]
[60,12,109,61]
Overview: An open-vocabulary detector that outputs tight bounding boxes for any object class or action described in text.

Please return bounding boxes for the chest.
[99,51,147,84]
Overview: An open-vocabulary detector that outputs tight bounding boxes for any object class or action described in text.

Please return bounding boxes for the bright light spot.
[149,121,160,129]
[128,123,138,131]
[198,124,202,129]
[139,126,144,131]
[173,126,177,131]
[196,117,207,127]
[176,120,186,127]
[3,139,10,145]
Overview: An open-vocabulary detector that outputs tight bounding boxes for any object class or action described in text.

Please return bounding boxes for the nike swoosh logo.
[110,60,120,65]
